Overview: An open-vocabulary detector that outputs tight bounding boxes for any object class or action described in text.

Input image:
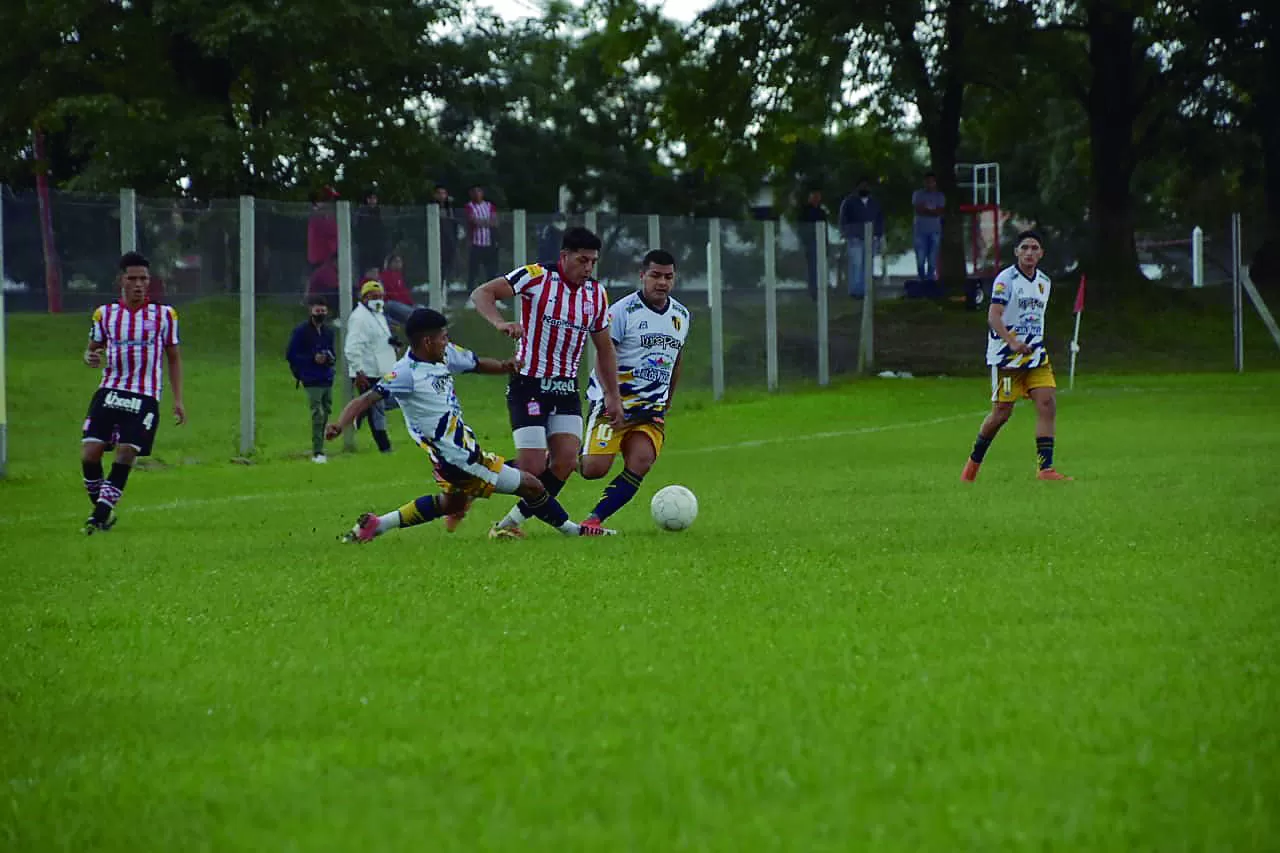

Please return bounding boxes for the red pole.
[33,128,62,314]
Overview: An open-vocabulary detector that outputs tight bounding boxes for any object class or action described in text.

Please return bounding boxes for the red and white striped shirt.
[466,200,498,247]
[90,301,180,400]
[506,263,608,379]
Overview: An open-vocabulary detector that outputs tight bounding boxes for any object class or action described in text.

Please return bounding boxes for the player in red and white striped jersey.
[470,226,623,538]
[79,252,186,534]
[465,186,500,288]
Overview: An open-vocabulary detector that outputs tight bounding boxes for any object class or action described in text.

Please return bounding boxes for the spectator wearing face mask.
[838,177,885,299]
[285,296,338,463]
[344,280,399,453]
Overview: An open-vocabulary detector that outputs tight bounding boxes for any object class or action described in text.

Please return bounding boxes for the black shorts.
[82,388,161,456]
[506,373,582,431]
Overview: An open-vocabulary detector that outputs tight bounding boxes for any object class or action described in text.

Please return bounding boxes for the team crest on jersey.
[383,371,397,381]
[1038,282,1045,295]
[671,316,682,331]
[638,321,649,330]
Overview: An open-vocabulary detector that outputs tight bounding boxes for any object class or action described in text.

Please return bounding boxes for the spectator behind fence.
[307,186,340,270]
[285,296,337,464]
[466,184,500,288]
[430,184,460,286]
[798,189,830,300]
[307,257,339,313]
[355,187,387,275]
[379,253,413,306]
[344,280,399,453]
[912,171,946,283]
[838,177,885,299]
[537,213,567,268]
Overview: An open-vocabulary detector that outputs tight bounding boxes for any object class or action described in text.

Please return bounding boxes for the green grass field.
[2,301,1279,851]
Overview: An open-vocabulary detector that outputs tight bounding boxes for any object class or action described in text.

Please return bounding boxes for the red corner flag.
[1073,275,1087,314]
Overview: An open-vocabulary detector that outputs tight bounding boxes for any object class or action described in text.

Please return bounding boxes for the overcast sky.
[480,0,712,23]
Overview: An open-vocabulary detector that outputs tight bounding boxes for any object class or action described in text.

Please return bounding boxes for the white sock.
[377,511,401,533]
[497,505,528,529]
[557,521,580,536]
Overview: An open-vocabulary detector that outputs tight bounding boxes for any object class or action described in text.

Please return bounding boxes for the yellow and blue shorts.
[991,361,1056,403]
[582,402,666,457]
[426,445,517,498]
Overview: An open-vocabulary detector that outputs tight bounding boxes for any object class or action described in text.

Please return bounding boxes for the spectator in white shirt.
[344,280,400,453]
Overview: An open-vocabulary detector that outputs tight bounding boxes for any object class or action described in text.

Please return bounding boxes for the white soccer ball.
[650,485,698,532]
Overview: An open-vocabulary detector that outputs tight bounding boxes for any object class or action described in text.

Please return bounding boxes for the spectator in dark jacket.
[537,214,567,268]
[838,177,886,298]
[286,296,338,463]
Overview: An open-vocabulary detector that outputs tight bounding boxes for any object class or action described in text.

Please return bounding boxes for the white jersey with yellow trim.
[987,264,1052,368]
[587,290,691,419]
[374,344,482,468]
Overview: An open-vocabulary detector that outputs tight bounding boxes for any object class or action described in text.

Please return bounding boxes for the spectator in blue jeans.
[838,177,885,298]
[912,171,946,282]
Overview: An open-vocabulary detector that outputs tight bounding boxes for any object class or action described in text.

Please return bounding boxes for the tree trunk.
[929,0,969,293]
[1084,3,1143,282]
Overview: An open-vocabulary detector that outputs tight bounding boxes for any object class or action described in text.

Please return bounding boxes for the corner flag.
[1069,275,1085,390]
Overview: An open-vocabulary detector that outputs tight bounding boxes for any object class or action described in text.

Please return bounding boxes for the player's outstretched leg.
[510,470,616,537]
[962,403,1014,482]
[494,433,577,536]
[341,493,461,543]
[579,432,656,532]
[1030,387,1072,481]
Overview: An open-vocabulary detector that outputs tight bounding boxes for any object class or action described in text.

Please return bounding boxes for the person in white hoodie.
[344,280,400,452]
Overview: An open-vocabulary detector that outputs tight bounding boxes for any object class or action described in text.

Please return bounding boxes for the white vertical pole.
[647,214,660,249]
[238,196,255,457]
[337,200,356,450]
[1192,226,1204,289]
[1232,213,1244,373]
[709,219,724,400]
[513,209,527,263]
[585,210,598,235]
[815,222,829,386]
[0,191,7,477]
[764,220,778,392]
[582,209,599,374]
[120,188,137,254]
[426,203,443,310]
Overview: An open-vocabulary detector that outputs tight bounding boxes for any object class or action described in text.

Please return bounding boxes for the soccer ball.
[650,485,698,532]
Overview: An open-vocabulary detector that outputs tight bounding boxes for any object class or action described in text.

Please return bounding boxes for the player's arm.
[84,307,107,366]
[988,302,1032,355]
[590,326,625,427]
[326,388,382,439]
[165,345,187,425]
[470,277,521,338]
[473,357,517,375]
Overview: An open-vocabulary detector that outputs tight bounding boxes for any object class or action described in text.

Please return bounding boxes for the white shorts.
[512,416,584,450]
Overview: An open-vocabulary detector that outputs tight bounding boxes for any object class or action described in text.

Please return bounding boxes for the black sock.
[971,434,994,464]
[92,462,132,523]
[82,460,104,506]
[373,429,392,452]
[516,470,566,517]
[523,491,570,528]
[1036,436,1054,470]
[590,468,644,522]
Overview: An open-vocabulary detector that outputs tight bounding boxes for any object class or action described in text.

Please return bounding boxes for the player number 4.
[143,412,155,430]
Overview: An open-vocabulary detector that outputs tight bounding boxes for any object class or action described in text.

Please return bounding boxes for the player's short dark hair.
[405,308,448,344]
[642,249,675,270]
[1015,230,1044,248]
[306,295,329,308]
[561,227,602,253]
[924,170,936,178]
[118,251,150,271]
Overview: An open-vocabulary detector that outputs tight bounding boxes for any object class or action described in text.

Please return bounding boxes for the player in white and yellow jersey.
[962,230,1071,482]
[577,249,691,530]
[324,309,616,541]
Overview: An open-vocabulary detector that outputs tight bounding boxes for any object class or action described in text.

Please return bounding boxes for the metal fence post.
[427,203,443,311]
[238,195,255,457]
[0,192,7,476]
[120,188,137,254]
[764,220,778,391]
[858,220,875,375]
[709,218,725,400]
[1192,226,1204,289]
[337,200,356,450]
[1232,212,1243,373]
[816,223,829,386]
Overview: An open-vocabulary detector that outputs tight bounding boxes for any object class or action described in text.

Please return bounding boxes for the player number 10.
[595,422,613,443]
